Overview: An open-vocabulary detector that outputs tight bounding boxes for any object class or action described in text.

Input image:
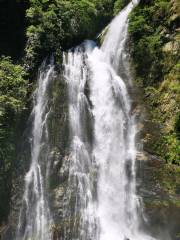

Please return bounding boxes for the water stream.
[16,60,54,240]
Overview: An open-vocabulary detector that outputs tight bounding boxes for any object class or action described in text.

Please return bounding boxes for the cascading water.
[88,1,155,239]
[16,60,54,240]
[62,42,98,240]
[63,0,156,240]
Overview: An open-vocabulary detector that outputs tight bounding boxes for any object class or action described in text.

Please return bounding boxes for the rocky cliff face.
[131,85,180,240]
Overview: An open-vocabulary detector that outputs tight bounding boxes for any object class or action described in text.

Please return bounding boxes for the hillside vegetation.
[129,0,180,164]
[0,57,27,223]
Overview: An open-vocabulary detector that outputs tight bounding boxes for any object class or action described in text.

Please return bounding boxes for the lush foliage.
[0,56,28,223]
[129,0,180,164]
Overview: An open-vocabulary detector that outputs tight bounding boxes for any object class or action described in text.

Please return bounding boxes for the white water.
[63,1,156,240]
[16,60,54,240]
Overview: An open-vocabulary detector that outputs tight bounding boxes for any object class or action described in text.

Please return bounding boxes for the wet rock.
[136,151,148,161]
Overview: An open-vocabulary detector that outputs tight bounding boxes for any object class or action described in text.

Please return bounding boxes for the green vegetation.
[0,56,28,223]
[129,0,180,164]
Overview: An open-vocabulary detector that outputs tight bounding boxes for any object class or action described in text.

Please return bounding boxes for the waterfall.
[16,1,158,240]
[16,60,54,240]
[88,1,155,240]
[63,0,156,240]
